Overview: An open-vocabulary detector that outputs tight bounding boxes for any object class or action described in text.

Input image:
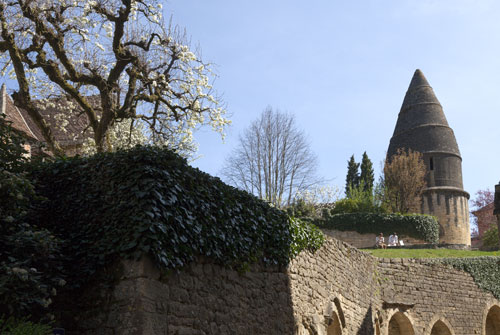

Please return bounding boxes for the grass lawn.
[364,248,500,258]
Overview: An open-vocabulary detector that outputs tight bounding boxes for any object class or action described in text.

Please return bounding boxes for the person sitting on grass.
[388,232,399,247]
[375,233,387,249]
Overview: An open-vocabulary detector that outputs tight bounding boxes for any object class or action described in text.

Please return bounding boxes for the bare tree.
[383,148,427,213]
[221,107,320,208]
[0,0,229,156]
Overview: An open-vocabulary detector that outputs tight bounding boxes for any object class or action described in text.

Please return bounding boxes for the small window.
[430,157,434,171]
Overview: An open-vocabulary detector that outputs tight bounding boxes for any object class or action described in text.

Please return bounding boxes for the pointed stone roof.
[407,68,430,87]
[387,69,461,159]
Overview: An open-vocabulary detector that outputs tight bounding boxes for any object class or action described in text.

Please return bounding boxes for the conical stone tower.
[387,69,470,246]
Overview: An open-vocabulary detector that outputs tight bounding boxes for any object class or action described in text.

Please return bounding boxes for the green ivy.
[29,146,323,290]
[0,317,52,335]
[289,217,325,258]
[428,257,500,300]
[314,213,439,243]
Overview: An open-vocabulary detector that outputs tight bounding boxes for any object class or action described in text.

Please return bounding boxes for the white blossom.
[0,0,230,157]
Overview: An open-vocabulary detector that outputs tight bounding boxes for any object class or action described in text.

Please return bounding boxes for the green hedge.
[29,146,323,289]
[315,213,439,243]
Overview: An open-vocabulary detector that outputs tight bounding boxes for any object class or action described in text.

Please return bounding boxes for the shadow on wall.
[429,320,452,335]
[59,257,298,334]
[356,306,374,335]
[326,297,346,335]
[387,311,415,335]
[485,305,500,335]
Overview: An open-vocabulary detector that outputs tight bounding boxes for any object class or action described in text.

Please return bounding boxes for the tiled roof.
[1,85,39,141]
[31,97,99,146]
[472,202,494,215]
[1,85,99,147]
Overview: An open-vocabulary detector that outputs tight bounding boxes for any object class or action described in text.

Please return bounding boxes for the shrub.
[0,218,64,320]
[332,182,386,214]
[483,226,499,250]
[0,113,64,321]
[30,146,324,290]
[0,111,32,223]
[0,112,28,173]
[315,213,439,243]
[0,317,52,335]
[331,197,384,214]
[286,198,317,218]
[289,217,325,258]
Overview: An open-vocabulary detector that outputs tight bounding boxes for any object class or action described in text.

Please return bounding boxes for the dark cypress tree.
[345,155,360,197]
[360,151,374,194]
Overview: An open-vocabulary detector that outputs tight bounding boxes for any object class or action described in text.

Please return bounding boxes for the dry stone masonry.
[67,236,500,334]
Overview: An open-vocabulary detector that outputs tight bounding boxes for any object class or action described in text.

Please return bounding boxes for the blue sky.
[167,0,500,199]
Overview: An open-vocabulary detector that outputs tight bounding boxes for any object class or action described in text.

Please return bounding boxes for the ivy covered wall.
[29,146,323,291]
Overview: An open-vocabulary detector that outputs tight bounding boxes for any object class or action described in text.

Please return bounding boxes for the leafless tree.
[383,148,427,213]
[0,0,228,156]
[221,107,320,208]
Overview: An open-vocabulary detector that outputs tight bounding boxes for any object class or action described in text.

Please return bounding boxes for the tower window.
[430,157,434,170]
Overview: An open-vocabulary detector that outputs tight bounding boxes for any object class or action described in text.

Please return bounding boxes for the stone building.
[0,84,43,157]
[494,183,500,244]
[387,69,470,246]
[0,84,94,156]
[472,202,497,248]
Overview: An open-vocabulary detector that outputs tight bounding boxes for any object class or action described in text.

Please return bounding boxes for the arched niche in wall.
[375,320,381,335]
[374,311,381,335]
[387,311,415,335]
[429,320,453,335]
[333,297,346,328]
[485,304,500,335]
[324,296,346,335]
[423,316,455,335]
[326,312,342,335]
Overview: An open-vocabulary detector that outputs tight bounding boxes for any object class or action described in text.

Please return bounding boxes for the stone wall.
[421,189,470,246]
[290,239,500,335]
[67,237,500,335]
[65,256,295,334]
[377,258,495,334]
[321,229,426,248]
[288,238,381,335]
